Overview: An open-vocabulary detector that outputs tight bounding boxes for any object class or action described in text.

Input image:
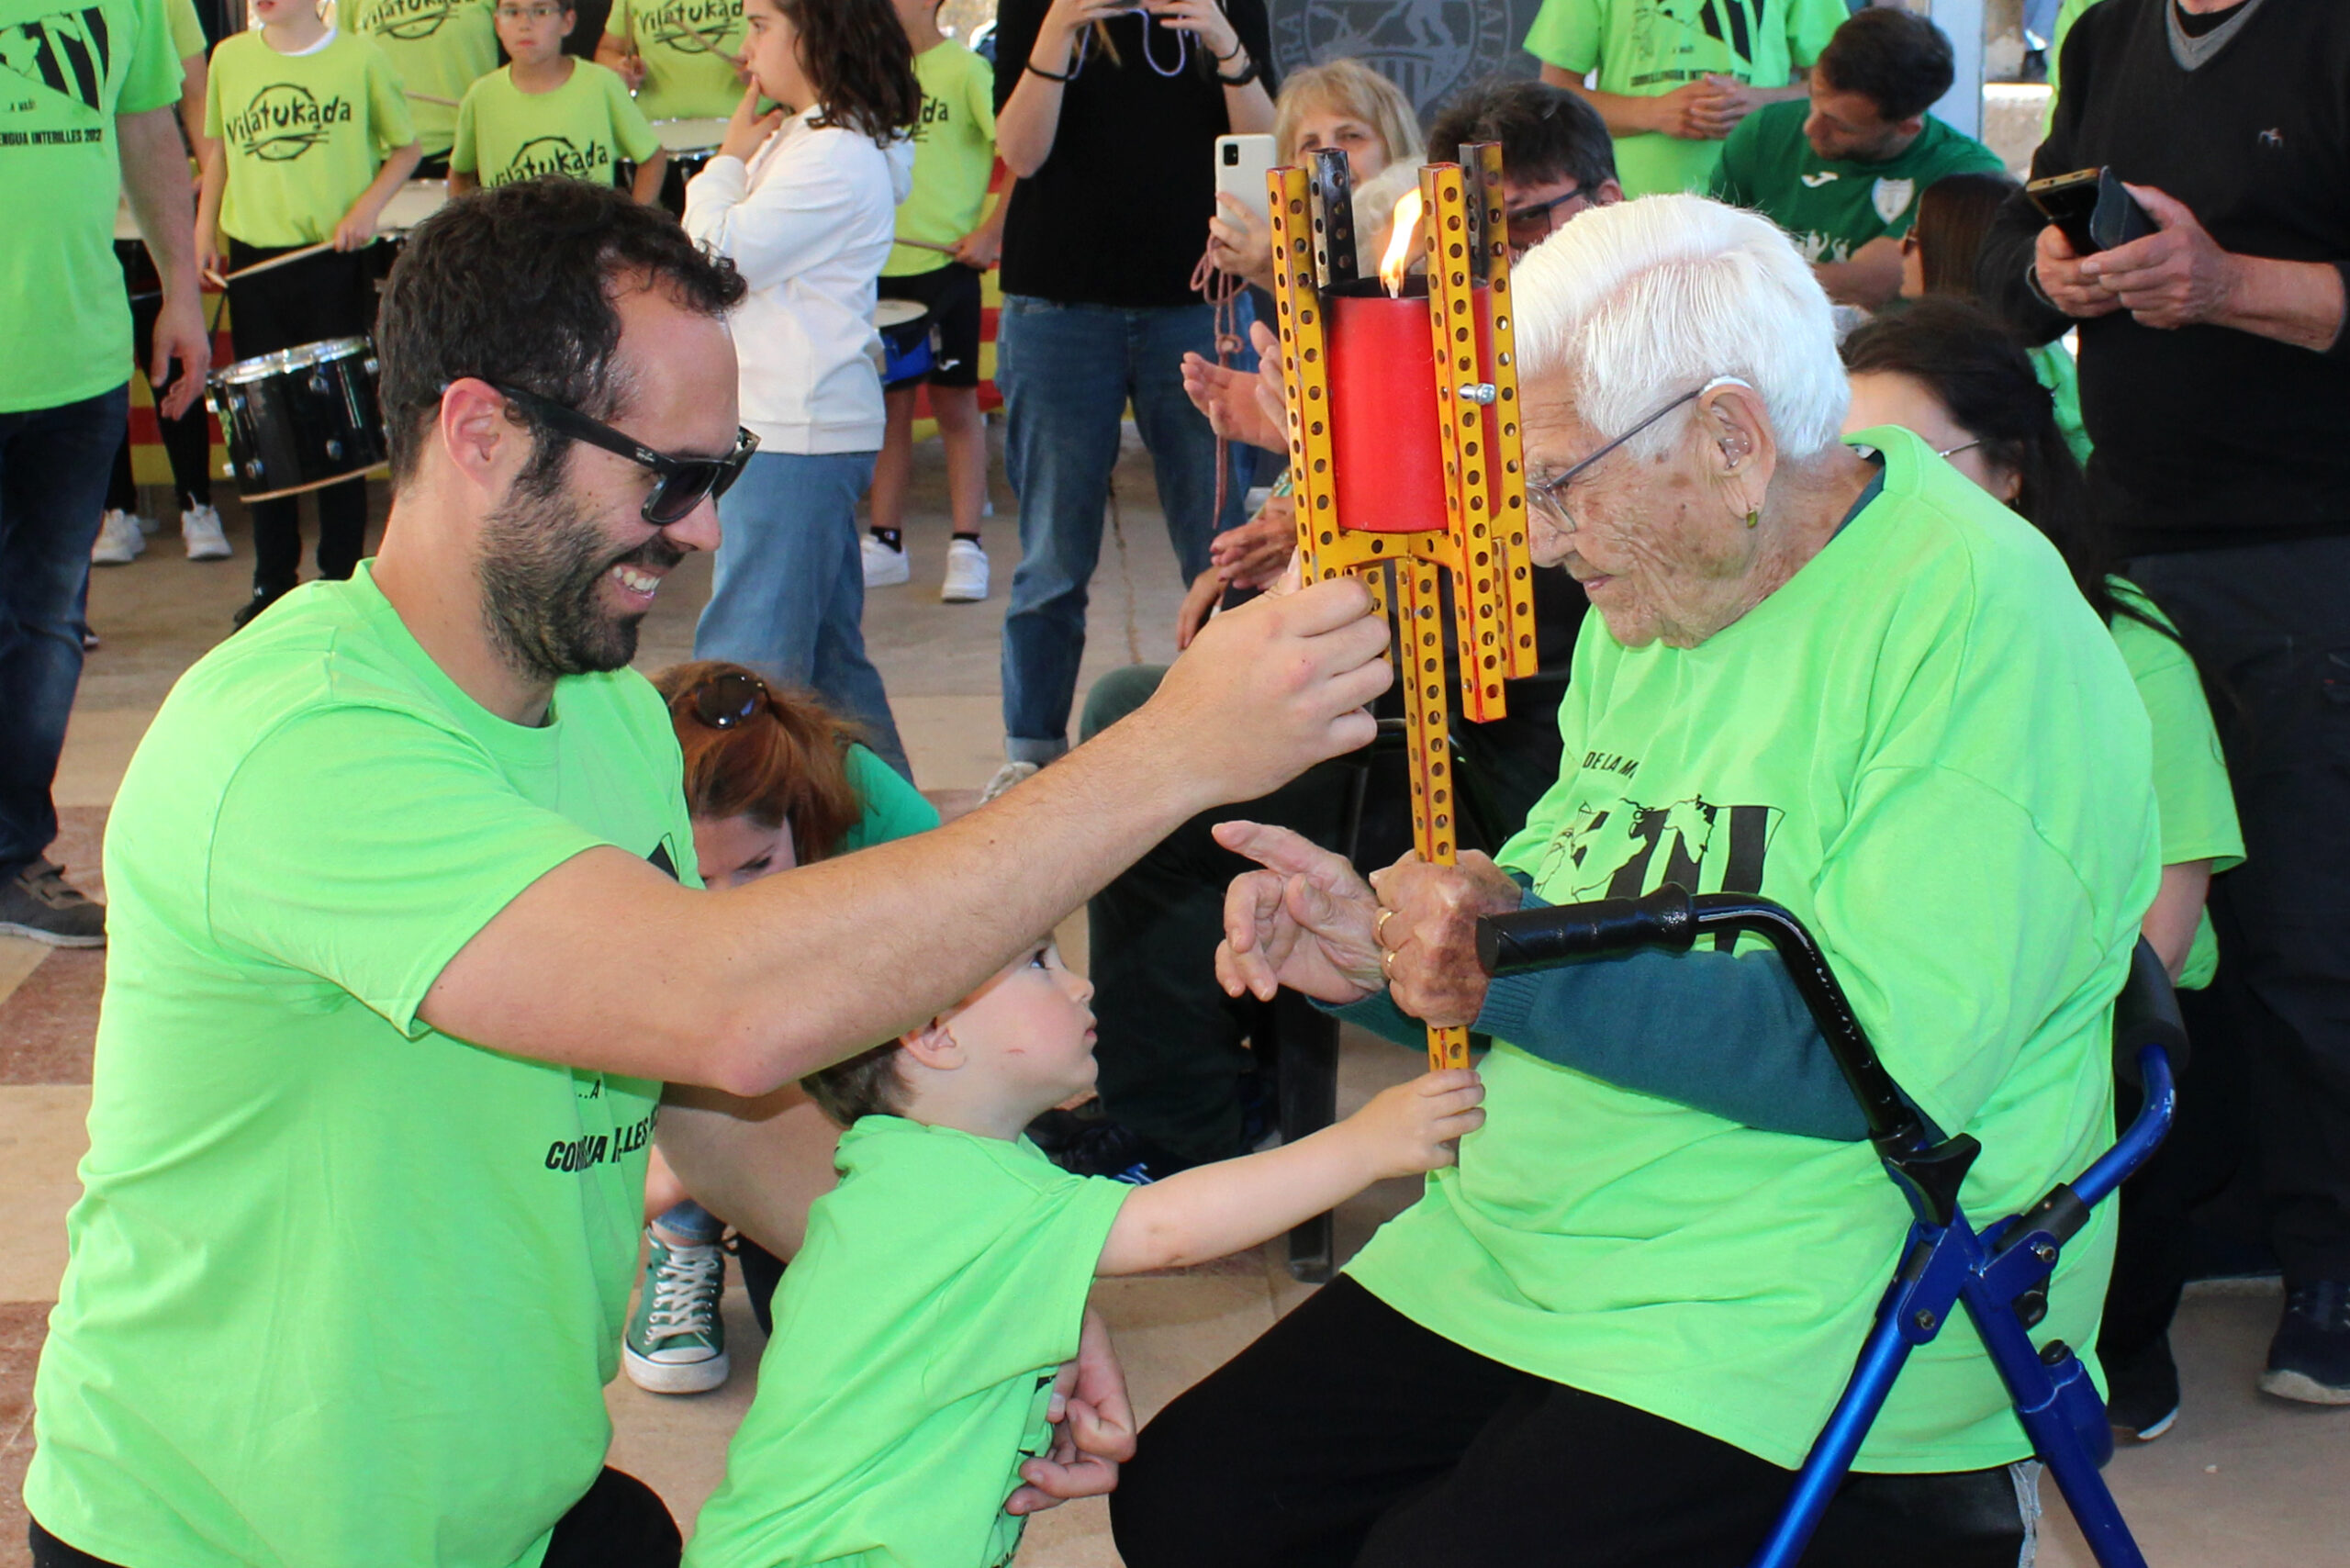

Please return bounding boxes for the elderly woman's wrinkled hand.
[1369,850,1524,1029]
[1213,822,1386,1004]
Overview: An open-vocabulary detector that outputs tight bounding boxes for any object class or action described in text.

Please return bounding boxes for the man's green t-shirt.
[1521,0,1846,196]
[25,566,696,1567]
[1348,426,2158,1473]
[0,0,182,413]
[685,1118,1129,1568]
[2109,579,2242,991]
[341,0,498,157]
[1710,100,2006,263]
[452,60,660,188]
[884,39,995,277]
[602,0,743,123]
[204,29,416,246]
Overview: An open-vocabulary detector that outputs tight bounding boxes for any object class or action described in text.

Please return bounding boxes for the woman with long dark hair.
[682,0,922,778]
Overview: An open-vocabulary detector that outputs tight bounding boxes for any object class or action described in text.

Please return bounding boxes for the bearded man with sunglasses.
[22,180,1393,1568]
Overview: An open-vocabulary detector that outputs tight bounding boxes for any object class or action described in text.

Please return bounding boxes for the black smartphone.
[2025,167,2156,254]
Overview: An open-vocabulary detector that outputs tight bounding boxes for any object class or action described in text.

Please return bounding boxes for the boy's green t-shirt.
[2109,579,2243,991]
[452,60,660,188]
[1347,427,2158,1473]
[686,1118,1129,1568]
[885,39,996,277]
[1521,0,1846,196]
[24,565,695,1567]
[167,0,206,61]
[601,0,743,122]
[204,29,416,246]
[0,0,183,413]
[1710,100,2006,263]
[341,0,498,155]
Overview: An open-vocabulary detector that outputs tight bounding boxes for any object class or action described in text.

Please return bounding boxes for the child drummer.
[198,0,419,629]
[683,933,1484,1567]
[596,0,748,124]
[450,0,668,202]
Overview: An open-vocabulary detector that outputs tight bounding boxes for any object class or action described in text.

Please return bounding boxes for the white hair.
[1507,194,1850,461]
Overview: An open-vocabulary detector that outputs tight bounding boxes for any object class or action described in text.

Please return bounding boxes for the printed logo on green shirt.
[1628,0,1770,86]
[498,132,613,184]
[643,0,738,55]
[1,6,112,114]
[360,0,468,41]
[1536,783,1784,925]
[222,83,356,160]
[545,1106,652,1171]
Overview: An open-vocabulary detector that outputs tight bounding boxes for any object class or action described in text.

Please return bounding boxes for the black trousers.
[224,240,376,595]
[1111,1277,2029,1568]
[29,1465,679,1568]
[106,245,212,515]
[2129,537,2350,1284]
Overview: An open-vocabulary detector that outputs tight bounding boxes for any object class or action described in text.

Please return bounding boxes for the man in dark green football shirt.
[1711,6,2004,308]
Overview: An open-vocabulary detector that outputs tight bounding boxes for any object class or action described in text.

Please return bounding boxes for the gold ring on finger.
[1382,947,1398,977]
[1375,908,1395,941]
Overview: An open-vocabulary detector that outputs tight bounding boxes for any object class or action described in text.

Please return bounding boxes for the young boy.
[450,0,667,201]
[860,0,1004,603]
[342,0,500,179]
[683,938,1484,1567]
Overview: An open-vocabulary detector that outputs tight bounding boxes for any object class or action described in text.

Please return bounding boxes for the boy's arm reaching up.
[1095,1070,1484,1276]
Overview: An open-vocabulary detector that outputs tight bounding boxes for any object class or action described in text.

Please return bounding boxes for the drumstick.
[407,91,461,107]
[894,237,960,256]
[222,241,341,282]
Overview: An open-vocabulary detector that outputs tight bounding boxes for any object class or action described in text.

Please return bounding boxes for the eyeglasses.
[1528,376,1751,534]
[484,381,758,527]
[1935,438,1983,460]
[493,4,565,17]
[1504,187,1585,244]
[686,668,767,730]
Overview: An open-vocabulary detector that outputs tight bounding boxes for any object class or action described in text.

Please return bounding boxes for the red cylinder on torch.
[1326,279,1498,534]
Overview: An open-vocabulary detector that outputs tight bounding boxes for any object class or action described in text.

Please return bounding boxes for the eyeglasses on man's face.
[1526,376,1752,535]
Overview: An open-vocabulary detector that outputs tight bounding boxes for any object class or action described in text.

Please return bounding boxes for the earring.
[1744,509,1759,530]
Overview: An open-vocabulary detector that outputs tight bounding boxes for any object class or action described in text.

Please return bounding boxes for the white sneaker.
[862,532,911,588]
[181,503,232,561]
[980,760,1040,802]
[90,509,146,566]
[941,538,989,602]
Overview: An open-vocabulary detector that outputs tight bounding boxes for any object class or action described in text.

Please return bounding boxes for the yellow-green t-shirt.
[0,0,183,413]
[2109,578,2243,991]
[24,564,693,1567]
[204,28,415,246]
[1347,426,2158,1473]
[341,0,499,157]
[166,0,205,61]
[884,39,994,276]
[452,59,660,188]
[686,1117,1129,1568]
[1522,0,1846,196]
[602,0,743,123]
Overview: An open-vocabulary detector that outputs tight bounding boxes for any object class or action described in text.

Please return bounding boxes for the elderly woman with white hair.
[1110,194,2160,1566]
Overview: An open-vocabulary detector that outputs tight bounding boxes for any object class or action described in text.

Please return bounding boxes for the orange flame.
[1380,188,1424,297]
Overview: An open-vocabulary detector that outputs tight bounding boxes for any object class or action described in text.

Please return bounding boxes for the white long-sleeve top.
[683,108,914,454]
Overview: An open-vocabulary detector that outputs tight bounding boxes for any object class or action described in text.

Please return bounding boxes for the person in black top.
[986,0,1273,791]
[1985,0,2350,1415]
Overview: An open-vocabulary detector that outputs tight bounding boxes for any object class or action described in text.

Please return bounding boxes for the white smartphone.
[1214,133,1277,230]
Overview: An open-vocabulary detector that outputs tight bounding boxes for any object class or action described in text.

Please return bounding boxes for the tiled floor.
[5,431,2346,1566]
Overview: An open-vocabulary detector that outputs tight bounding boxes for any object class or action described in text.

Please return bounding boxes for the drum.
[207,337,389,501]
[876,298,934,387]
[641,118,730,216]
[374,178,450,279]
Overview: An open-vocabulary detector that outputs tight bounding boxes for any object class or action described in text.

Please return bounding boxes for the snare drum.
[207,337,389,501]
[640,118,730,216]
[876,298,934,387]
[374,179,451,279]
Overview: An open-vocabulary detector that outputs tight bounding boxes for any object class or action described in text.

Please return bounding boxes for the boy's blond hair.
[1273,59,1426,170]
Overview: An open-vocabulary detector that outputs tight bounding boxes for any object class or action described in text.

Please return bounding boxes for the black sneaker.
[2103,1334,2181,1440]
[1028,1108,1191,1186]
[2260,1279,2350,1406]
[0,858,106,947]
[231,583,290,630]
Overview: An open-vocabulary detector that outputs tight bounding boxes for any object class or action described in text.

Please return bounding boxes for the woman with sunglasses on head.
[621,661,939,1395]
[682,0,922,779]
[1841,297,2244,1443]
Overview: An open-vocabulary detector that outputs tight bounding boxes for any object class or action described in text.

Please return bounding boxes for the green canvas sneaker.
[622,1228,729,1394]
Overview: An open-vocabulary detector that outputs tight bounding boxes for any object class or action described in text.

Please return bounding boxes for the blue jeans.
[693,449,910,779]
[996,297,1251,761]
[0,385,128,879]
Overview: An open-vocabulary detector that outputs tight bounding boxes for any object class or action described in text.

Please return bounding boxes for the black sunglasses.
[485,381,758,526]
[687,669,767,730]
